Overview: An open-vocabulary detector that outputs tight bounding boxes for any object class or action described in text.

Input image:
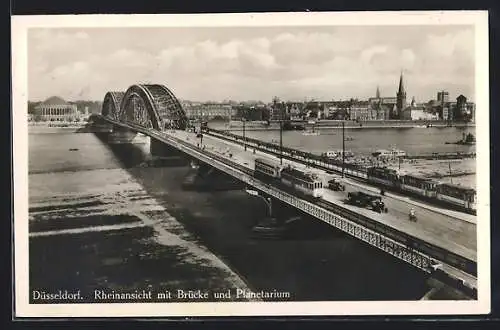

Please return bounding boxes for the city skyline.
[28,25,475,103]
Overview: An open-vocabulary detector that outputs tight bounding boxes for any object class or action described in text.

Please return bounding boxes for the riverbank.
[28,124,112,134]
[28,125,83,134]
[29,167,257,303]
[349,156,476,188]
[217,120,475,131]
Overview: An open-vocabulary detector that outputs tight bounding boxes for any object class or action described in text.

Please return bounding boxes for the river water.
[209,123,477,188]
[209,122,476,156]
[28,128,450,303]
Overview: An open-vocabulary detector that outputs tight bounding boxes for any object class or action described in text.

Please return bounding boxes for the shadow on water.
[94,133,189,168]
[92,132,434,301]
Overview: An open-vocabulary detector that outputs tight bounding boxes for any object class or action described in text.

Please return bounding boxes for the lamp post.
[448,161,453,184]
[245,189,272,216]
[262,196,272,217]
[279,112,283,165]
[342,121,345,178]
[242,117,247,151]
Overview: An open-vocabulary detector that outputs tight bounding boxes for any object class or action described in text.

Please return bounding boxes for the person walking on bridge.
[409,208,416,222]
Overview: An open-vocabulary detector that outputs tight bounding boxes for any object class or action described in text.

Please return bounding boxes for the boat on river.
[302,120,320,136]
[372,148,406,158]
[302,131,320,136]
[322,150,354,159]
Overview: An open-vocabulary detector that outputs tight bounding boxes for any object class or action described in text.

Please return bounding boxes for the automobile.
[347,191,388,213]
[429,260,443,271]
[328,178,345,191]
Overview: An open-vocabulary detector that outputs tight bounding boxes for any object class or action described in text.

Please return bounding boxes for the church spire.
[395,71,407,119]
[398,71,405,95]
[376,86,380,99]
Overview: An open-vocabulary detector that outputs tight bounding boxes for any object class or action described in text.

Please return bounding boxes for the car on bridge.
[428,259,443,272]
[347,191,388,213]
[327,178,345,191]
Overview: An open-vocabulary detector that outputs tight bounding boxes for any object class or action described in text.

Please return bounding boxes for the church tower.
[396,72,407,119]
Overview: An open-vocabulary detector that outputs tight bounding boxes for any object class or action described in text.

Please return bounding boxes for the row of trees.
[29,115,85,122]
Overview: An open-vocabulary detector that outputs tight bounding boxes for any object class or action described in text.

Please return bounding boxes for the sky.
[28,25,475,103]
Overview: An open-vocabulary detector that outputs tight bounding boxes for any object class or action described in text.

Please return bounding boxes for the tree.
[28,101,41,114]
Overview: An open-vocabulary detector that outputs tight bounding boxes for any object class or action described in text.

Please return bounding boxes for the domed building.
[34,96,78,122]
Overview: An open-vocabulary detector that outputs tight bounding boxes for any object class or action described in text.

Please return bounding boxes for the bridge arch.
[101,83,189,131]
[118,84,188,131]
[120,84,162,130]
[141,84,188,130]
[102,91,125,120]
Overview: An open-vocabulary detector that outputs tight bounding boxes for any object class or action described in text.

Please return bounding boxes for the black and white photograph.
[12,11,490,317]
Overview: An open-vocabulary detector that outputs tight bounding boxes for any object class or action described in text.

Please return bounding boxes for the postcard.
[11,11,490,317]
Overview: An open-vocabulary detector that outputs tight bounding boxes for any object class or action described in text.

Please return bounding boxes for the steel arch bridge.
[101,84,189,131]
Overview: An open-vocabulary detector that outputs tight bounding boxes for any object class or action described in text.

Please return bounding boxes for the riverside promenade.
[221,119,475,131]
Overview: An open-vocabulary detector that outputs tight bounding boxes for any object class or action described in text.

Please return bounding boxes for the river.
[28,128,448,303]
[208,122,476,188]
[209,122,476,156]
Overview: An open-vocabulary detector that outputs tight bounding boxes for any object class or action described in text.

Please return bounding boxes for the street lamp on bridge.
[279,111,283,165]
[242,117,247,151]
[273,98,284,165]
[245,189,272,217]
[342,121,345,178]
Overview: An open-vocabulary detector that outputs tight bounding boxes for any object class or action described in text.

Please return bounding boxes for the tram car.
[400,174,438,198]
[253,157,284,181]
[280,165,324,198]
[366,167,401,188]
[435,183,477,211]
[253,158,323,198]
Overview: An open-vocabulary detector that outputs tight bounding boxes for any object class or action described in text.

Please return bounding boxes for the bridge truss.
[101,84,189,131]
[102,91,125,121]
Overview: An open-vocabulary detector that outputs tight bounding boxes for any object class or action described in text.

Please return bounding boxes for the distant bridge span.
[101,84,189,131]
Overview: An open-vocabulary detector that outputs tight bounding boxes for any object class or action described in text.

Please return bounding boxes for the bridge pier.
[182,161,244,191]
[246,191,302,238]
[150,139,185,159]
[107,125,137,144]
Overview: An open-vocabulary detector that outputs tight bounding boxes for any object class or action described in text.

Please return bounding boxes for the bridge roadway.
[98,117,477,292]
